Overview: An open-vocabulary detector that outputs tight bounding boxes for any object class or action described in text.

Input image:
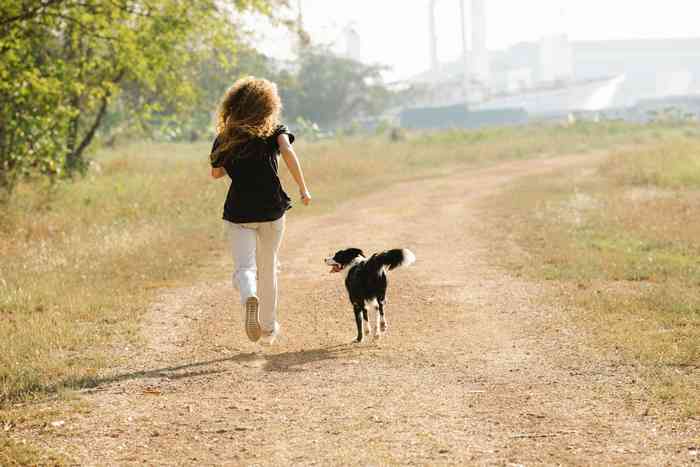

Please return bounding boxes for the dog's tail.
[368,249,416,273]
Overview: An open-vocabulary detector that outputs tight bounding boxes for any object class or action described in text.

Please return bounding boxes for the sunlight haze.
[256,0,700,80]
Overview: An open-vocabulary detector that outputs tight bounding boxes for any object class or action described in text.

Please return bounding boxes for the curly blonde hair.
[212,77,281,163]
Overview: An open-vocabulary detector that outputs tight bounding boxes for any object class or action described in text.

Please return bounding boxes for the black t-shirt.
[210,124,295,224]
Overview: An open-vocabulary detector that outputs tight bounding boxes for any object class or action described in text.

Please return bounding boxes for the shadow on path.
[263,342,360,373]
[15,343,366,404]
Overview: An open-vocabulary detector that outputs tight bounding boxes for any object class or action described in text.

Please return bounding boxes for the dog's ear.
[348,248,364,257]
[346,248,364,260]
[335,248,364,264]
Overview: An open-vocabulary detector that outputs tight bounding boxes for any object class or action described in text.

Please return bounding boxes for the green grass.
[489,134,700,419]
[0,122,681,463]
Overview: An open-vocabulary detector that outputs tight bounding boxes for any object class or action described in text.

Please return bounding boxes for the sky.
[253,0,700,81]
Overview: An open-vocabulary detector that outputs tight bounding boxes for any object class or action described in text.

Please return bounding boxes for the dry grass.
[1,142,225,405]
[0,439,49,467]
[1,403,73,466]
[0,122,676,462]
[602,138,700,189]
[488,135,700,419]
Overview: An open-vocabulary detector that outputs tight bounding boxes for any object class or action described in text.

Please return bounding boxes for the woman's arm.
[210,135,226,179]
[278,133,311,205]
[211,167,226,179]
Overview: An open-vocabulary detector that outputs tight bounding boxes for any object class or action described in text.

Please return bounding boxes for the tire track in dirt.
[24,154,698,465]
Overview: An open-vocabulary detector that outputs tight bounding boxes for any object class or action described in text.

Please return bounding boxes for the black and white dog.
[325,248,416,342]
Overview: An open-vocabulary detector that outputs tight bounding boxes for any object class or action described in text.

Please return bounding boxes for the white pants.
[226,216,285,332]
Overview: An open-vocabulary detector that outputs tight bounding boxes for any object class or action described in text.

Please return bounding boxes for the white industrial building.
[410,0,700,118]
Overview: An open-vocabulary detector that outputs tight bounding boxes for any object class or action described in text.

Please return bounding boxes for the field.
[487,132,700,419]
[1,122,698,464]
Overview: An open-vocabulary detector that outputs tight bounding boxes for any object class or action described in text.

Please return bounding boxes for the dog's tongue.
[330,265,342,273]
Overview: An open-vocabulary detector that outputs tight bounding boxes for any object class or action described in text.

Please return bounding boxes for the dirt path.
[25,154,698,465]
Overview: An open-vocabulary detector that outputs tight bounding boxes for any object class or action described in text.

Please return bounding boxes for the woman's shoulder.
[270,124,295,145]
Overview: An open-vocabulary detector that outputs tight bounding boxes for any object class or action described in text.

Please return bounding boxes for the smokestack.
[471,0,489,85]
[428,0,438,72]
[460,0,469,100]
[344,24,361,62]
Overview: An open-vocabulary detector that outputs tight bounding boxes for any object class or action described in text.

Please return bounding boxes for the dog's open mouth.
[330,264,342,273]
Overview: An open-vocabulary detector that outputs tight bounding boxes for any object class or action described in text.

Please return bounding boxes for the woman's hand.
[211,167,226,179]
[300,189,312,206]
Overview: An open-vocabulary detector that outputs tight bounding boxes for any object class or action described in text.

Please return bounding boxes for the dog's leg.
[362,305,371,339]
[378,299,387,333]
[353,305,364,343]
[374,305,381,339]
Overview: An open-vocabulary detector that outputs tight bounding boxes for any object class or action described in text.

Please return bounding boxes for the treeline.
[143,45,397,143]
[0,0,397,196]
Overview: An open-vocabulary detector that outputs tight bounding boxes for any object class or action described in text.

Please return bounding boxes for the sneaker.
[259,322,280,346]
[244,296,261,342]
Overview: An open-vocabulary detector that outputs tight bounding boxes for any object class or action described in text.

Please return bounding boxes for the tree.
[114,43,277,142]
[0,0,286,195]
[280,47,392,128]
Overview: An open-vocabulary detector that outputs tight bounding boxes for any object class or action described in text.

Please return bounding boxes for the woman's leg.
[256,216,285,333]
[227,221,258,303]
